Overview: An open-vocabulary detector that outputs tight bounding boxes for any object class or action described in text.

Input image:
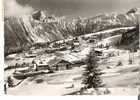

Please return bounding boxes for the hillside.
[4,8,140,56]
[121,24,139,50]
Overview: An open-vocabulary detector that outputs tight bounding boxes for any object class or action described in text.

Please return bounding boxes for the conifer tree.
[7,76,14,87]
[82,49,103,89]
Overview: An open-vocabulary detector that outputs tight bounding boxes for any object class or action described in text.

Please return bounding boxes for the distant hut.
[94,49,103,56]
[56,60,72,70]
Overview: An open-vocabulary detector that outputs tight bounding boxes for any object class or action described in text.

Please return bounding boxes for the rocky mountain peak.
[127,7,140,15]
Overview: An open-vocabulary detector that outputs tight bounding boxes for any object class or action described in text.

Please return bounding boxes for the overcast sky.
[6,0,140,17]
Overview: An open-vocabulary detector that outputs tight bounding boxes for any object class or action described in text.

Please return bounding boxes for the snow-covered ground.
[6,67,85,96]
[5,47,139,96]
[4,27,140,96]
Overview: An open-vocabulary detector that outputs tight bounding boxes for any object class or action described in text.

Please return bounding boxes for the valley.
[4,25,140,95]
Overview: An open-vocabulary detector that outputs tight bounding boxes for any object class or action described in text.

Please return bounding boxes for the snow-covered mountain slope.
[4,11,73,55]
[4,8,140,56]
[83,8,139,32]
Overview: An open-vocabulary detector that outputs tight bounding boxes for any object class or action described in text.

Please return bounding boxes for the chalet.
[73,41,80,47]
[24,53,37,58]
[88,39,96,43]
[62,54,86,66]
[54,60,72,71]
[81,36,89,41]
[45,48,56,53]
[35,61,50,71]
[48,59,72,71]
[15,67,29,73]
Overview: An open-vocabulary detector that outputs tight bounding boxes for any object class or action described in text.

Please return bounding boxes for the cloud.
[4,0,34,17]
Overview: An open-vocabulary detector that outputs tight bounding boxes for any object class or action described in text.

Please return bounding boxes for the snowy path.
[82,27,135,38]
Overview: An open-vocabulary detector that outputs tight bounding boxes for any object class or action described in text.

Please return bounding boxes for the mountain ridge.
[4,8,140,56]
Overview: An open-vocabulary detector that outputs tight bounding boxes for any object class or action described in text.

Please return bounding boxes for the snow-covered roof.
[47,58,72,66]
[62,54,79,63]
[94,48,106,52]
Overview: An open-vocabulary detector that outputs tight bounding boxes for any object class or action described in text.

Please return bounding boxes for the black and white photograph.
[3,0,140,96]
